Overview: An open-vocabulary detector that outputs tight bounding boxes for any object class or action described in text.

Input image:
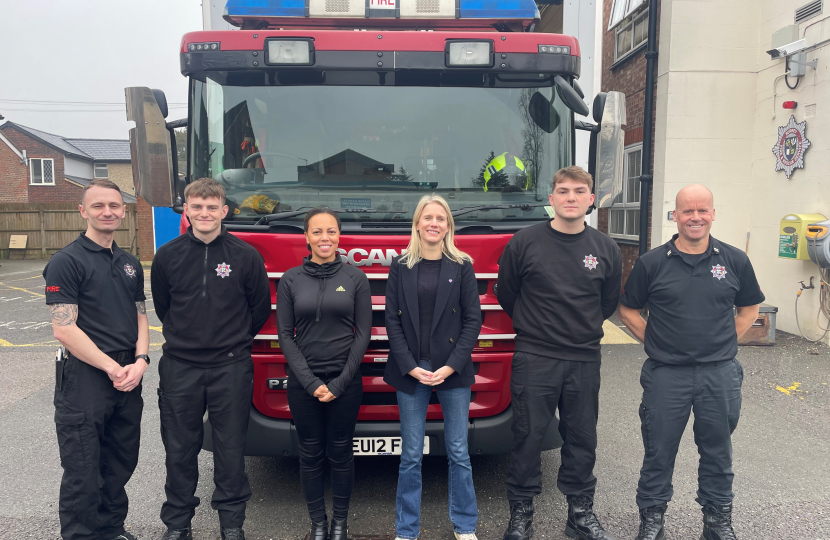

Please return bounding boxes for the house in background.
[0,121,136,203]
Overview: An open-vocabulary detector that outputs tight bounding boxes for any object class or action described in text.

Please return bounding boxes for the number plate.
[353,436,429,456]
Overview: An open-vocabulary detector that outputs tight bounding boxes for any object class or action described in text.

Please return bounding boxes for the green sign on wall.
[779,234,797,259]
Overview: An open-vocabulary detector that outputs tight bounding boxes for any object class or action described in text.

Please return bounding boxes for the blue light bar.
[459,0,539,19]
[225,0,306,19]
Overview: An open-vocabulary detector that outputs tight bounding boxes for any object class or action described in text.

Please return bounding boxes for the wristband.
[135,354,151,365]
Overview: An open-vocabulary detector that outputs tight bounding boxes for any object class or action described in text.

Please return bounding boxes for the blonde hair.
[398,194,473,269]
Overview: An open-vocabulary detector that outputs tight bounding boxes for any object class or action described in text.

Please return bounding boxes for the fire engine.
[125,0,626,457]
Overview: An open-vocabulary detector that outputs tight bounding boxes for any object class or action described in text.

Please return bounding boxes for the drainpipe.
[638,0,659,255]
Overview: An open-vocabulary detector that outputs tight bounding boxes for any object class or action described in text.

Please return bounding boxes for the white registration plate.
[352,436,429,456]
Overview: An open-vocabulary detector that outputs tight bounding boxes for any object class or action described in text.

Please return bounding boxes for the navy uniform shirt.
[44,233,145,354]
[619,234,764,365]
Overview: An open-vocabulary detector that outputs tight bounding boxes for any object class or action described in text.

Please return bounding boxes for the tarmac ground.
[0,258,827,539]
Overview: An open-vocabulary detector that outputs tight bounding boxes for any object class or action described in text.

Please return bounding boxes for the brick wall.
[0,139,28,202]
[136,195,155,262]
[0,125,83,204]
[598,0,661,281]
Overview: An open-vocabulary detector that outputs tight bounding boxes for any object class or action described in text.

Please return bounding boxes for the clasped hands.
[107,358,149,393]
[313,385,337,402]
[408,365,455,386]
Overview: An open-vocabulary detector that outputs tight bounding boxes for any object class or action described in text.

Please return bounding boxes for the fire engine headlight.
[266,39,314,65]
[446,41,493,67]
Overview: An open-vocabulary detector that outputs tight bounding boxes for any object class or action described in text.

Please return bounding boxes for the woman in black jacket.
[384,195,482,540]
[277,208,372,540]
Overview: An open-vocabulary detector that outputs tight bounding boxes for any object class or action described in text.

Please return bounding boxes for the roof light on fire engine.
[266,39,314,65]
[539,45,570,55]
[189,42,221,52]
[446,41,493,67]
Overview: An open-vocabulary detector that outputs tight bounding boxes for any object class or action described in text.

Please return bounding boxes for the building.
[0,121,136,204]
[600,0,830,343]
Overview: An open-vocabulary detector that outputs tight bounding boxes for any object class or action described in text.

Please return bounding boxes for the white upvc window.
[608,145,642,239]
[94,162,109,178]
[615,8,648,62]
[30,158,55,185]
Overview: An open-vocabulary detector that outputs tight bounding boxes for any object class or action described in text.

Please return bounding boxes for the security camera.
[767,38,807,59]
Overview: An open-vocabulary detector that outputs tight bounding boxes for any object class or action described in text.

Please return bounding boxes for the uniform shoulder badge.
[123,264,136,278]
[583,254,599,270]
[711,264,727,280]
[216,262,232,278]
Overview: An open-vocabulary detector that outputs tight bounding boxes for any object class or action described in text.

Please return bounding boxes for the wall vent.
[795,0,822,24]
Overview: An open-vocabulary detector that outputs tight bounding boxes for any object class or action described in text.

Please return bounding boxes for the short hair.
[303,208,342,252]
[81,179,123,205]
[184,177,226,204]
[552,165,593,192]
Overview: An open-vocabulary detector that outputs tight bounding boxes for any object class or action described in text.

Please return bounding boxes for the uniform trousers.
[506,351,601,502]
[637,358,743,509]
[54,352,143,540]
[158,355,254,529]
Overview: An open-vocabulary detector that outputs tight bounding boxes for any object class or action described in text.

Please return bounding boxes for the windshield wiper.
[257,207,403,225]
[451,203,548,218]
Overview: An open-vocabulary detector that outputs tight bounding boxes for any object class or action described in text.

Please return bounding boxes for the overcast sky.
[0,0,204,139]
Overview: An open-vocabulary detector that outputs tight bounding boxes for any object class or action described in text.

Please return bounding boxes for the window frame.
[94,162,109,179]
[608,144,643,241]
[614,8,649,63]
[29,158,55,186]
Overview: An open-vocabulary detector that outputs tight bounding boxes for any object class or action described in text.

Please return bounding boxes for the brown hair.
[184,177,226,204]
[303,208,342,252]
[552,165,593,192]
[81,179,123,205]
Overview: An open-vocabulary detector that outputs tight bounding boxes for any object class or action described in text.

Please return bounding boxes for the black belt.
[68,349,136,366]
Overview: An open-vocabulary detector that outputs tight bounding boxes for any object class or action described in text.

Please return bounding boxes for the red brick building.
[598,0,659,282]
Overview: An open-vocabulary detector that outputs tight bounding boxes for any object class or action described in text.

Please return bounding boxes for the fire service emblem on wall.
[772,115,811,179]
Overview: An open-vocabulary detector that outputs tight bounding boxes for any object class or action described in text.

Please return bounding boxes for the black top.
[417,258,442,361]
[151,226,271,367]
[44,233,145,354]
[277,256,372,397]
[496,220,622,361]
[619,234,765,365]
[383,256,482,394]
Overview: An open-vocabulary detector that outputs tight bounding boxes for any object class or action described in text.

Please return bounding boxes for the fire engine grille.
[416,0,441,13]
[368,279,489,296]
[795,0,822,23]
[360,391,475,406]
[326,0,351,13]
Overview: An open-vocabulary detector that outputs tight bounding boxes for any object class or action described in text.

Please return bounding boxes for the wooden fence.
[0,203,137,260]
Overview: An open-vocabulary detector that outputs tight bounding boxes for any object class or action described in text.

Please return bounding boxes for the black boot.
[159,527,193,540]
[635,506,666,540]
[701,503,737,540]
[330,518,348,540]
[503,500,534,540]
[564,496,618,540]
[310,519,329,540]
[221,528,245,540]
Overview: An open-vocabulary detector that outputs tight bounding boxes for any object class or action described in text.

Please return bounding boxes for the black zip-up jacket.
[151,226,271,367]
[277,256,372,397]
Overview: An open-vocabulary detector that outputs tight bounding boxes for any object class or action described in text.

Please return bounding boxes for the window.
[615,9,648,62]
[94,162,109,178]
[30,158,55,185]
[609,146,642,239]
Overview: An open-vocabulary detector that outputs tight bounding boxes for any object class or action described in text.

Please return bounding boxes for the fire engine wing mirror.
[125,87,174,207]
[593,91,627,208]
[554,76,590,117]
[528,92,560,134]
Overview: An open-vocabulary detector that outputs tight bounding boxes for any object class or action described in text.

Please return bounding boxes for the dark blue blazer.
[383,255,482,395]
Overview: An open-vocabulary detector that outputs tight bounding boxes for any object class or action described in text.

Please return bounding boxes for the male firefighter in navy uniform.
[619,184,764,540]
[45,179,150,540]
[151,178,271,540]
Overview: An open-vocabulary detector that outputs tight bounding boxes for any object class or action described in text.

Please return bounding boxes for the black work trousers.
[637,358,743,509]
[54,352,143,540]
[287,372,363,522]
[158,355,254,529]
[506,351,601,502]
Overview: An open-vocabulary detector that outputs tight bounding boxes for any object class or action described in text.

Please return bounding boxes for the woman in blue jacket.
[384,194,482,540]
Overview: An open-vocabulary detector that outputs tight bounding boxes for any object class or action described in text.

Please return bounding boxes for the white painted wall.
[652,0,830,342]
[64,156,94,179]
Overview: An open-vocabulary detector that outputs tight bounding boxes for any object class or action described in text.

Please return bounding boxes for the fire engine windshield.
[190,77,572,222]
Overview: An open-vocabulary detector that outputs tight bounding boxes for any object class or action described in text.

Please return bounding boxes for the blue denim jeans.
[395,362,478,539]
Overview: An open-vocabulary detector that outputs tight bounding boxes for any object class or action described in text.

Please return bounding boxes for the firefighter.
[151,178,271,540]
[618,184,764,540]
[45,179,150,540]
[497,166,622,540]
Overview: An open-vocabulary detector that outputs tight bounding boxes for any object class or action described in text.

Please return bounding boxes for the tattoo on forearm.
[50,304,78,327]
[136,301,146,314]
